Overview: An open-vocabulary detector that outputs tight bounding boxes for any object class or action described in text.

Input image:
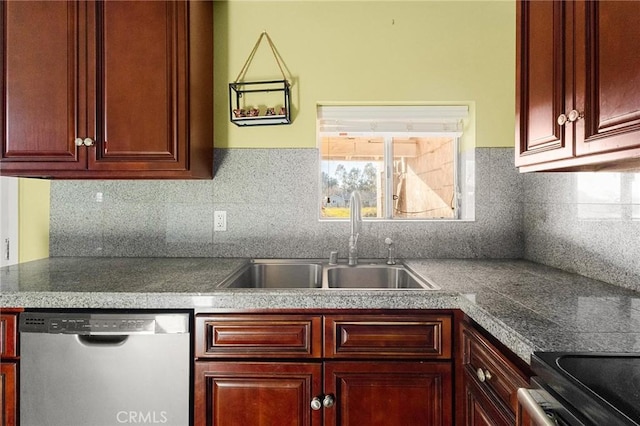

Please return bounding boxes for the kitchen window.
[317,105,471,220]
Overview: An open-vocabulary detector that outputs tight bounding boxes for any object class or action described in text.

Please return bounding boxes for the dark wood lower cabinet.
[0,363,17,426]
[324,361,453,426]
[194,362,322,426]
[462,373,511,426]
[194,311,455,426]
[458,319,532,426]
[194,360,452,426]
[0,310,20,426]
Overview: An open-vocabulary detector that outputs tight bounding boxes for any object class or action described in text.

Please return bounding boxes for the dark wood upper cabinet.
[1,1,85,172]
[516,0,640,172]
[575,1,640,157]
[0,0,213,179]
[516,0,574,168]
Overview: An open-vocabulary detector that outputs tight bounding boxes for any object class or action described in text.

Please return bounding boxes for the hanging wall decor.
[229,31,292,126]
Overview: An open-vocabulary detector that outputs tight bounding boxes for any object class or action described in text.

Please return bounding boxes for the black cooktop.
[532,352,640,426]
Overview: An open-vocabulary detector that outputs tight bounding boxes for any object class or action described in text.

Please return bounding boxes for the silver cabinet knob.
[568,109,584,122]
[74,138,84,146]
[557,114,568,126]
[311,397,322,411]
[476,368,492,382]
[322,394,335,408]
[558,110,584,126]
[83,137,94,147]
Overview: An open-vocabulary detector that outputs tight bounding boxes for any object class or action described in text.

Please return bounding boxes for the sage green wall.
[213,0,515,149]
[14,1,516,263]
[19,178,50,263]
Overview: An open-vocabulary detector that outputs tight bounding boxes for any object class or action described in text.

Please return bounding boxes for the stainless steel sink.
[216,259,438,290]
[325,263,438,289]
[217,259,323,289]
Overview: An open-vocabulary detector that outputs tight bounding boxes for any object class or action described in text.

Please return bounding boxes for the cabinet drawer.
[325,314,452,359]
[195,315,322,359]
[461,322,529,417]
[0,313,18,358]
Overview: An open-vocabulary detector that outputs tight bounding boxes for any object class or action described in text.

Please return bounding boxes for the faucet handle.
[384,237,394,246]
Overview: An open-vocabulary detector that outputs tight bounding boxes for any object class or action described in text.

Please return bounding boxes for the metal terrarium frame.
[229,31,292,126]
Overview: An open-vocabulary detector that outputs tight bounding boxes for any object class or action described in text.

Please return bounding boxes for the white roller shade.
[317,105,468,135]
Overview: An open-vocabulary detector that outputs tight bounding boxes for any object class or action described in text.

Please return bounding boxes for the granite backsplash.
[49,147,640,292]
[50,148,523,260]
[523,171,640,292]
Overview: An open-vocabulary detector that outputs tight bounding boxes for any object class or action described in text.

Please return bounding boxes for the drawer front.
[196,315,322,359]
[325,314,452,359]
[0,314,18,358]
[462,323,529,416]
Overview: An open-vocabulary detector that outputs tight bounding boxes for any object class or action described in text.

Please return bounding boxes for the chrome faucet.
[348,191,362,266]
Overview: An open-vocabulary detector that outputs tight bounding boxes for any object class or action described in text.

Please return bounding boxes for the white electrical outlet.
[214,211,227,232]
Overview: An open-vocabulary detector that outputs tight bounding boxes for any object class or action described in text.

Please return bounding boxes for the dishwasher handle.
[77,334,129,346]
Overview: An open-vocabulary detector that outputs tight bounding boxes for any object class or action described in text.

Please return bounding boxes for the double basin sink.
[216,259,438,290]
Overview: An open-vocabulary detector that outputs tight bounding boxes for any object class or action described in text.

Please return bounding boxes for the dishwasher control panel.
[20,312,156,335]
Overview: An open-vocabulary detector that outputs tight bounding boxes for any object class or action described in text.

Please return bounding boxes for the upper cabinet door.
[0,1,87,174]
[574,1,640,157]
[516,0,640,172]
[87,1,189,173]
[515,0,574,168]
[0,0,212,179]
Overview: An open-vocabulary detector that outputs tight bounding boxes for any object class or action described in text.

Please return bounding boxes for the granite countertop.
[2,257,640,363]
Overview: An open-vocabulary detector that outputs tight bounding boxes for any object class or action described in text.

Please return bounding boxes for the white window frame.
[0,177,19,266]
[317,105,470,221]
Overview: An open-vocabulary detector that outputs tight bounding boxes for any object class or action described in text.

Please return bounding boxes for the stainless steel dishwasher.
[20,311,190,426]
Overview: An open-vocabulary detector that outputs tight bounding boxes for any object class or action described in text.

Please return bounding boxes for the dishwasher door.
[20,312,190,426]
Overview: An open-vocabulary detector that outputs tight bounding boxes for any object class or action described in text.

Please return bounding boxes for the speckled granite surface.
[2,257,640,363]
[48,149,524,260]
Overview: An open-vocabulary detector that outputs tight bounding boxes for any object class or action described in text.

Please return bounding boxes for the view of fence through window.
[320,135,457,219]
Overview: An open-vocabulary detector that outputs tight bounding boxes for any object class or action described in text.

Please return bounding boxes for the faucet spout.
[348,191,362,266]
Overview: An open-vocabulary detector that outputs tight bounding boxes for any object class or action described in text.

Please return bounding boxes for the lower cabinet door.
[323,361,453,426]
[194,361,322,426]
[463,372,511,426]
[0,362,17,426]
